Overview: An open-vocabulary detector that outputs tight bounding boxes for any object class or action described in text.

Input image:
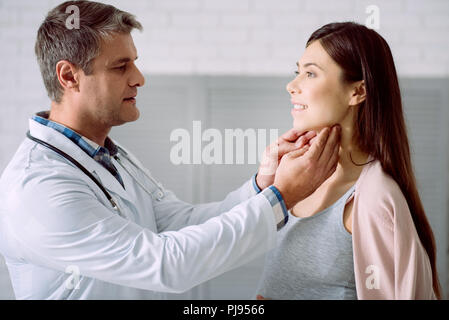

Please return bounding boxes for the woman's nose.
[286,79,300,94]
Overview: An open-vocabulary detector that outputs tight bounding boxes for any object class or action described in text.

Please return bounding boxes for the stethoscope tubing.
[26,131,119,211]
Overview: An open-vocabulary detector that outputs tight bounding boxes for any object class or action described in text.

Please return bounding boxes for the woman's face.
[287,40,357,133]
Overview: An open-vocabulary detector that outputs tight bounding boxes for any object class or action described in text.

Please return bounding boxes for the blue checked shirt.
[32,111,125,189]
[252,174,289,229]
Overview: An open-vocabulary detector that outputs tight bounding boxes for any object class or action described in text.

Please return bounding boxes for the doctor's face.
[78,32,145,126]
[287,40,355,133]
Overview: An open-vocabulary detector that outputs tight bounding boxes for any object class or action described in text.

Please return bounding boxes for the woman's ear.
[348,80,366,106]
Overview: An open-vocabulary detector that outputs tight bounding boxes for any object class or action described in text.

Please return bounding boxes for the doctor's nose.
[129,64,145,88]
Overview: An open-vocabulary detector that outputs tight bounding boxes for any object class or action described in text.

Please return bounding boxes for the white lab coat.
[0,119,278,299]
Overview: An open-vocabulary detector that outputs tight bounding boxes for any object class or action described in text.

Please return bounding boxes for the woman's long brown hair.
[307,22,441,299]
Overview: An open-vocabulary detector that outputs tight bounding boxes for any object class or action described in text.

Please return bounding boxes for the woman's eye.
[294,70,315,78]
[294,70,299,76]
[306,72,315,78]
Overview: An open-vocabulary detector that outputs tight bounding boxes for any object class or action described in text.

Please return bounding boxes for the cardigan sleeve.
[352,169,436,300]
[391,187,436,299]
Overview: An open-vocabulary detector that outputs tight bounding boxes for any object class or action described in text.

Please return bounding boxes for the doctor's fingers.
[279,128,304,142]
[305,127,331,163]
[277,131,316,158]
[316,125,341,168]
[279,130,316,146]
[276,141,300,159]
[322,140,340,181]
[284,144,310,159]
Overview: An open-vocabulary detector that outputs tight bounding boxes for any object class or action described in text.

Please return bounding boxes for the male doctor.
[0,1,341,299]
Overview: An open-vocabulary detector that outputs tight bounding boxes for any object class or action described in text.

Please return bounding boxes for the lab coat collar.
[28,116,132,203]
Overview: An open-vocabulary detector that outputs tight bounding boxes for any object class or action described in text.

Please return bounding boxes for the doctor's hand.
[256,129,317,190]
[273,125,341,210]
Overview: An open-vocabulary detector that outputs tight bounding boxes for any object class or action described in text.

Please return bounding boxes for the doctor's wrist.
[260,185,289,230]
[255,172,274,191]
[252,173,262,193]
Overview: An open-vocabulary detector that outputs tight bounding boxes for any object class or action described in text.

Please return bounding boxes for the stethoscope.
[26,131,165,215]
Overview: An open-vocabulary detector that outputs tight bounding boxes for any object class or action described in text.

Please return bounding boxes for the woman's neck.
[325,123,370,185]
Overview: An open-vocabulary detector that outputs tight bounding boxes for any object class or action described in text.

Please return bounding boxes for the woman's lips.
[291,104,307,116]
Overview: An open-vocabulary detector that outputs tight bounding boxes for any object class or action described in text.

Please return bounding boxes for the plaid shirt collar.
[32,111,118,159]
[32,110,126,189]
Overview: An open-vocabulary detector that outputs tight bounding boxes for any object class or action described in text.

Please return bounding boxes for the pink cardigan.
[350,158,436,299]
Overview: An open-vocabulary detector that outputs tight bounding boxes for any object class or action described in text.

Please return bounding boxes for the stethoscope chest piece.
[155,190,164,201]
[114,151,166,202]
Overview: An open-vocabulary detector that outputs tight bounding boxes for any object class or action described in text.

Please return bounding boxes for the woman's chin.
[293,120,335,134]
[293,121,317,133]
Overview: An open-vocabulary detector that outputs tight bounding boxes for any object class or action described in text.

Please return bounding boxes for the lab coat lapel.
[28,119,132,203]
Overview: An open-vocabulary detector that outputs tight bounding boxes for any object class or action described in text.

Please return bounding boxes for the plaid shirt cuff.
[261,185,289,230]
[251,173,262,194]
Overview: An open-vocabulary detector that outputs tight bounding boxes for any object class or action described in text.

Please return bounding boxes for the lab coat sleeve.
[5,168,277,293]
[154,177,259,232]
[114,141,261,232]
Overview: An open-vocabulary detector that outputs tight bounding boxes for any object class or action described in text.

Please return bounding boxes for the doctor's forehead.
[98,33,138,65]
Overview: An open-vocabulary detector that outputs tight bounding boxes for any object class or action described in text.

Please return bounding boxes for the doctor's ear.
[348,80,366,106]
[55,60,80,93]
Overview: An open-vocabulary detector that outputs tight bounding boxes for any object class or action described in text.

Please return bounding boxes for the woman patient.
[256,22,441,299]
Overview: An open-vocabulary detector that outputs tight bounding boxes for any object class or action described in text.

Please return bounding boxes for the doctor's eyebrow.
[296,61,324,71]
[110,56,138,65]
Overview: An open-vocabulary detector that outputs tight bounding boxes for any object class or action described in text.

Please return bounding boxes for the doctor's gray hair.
[35,0,142,103]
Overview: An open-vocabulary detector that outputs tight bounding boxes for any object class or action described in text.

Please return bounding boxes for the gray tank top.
[256,184,357,300]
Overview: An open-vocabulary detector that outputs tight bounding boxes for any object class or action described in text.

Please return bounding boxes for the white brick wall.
[134,0,446,76]
[1,0,448,81]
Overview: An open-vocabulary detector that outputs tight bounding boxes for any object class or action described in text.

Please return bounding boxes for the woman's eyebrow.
[296,61,324,71]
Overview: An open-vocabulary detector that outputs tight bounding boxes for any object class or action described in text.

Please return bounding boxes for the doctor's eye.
[115,65,126,72]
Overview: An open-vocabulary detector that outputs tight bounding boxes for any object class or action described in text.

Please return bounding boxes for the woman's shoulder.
[354,159,409,227]
[356,159,403,196]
